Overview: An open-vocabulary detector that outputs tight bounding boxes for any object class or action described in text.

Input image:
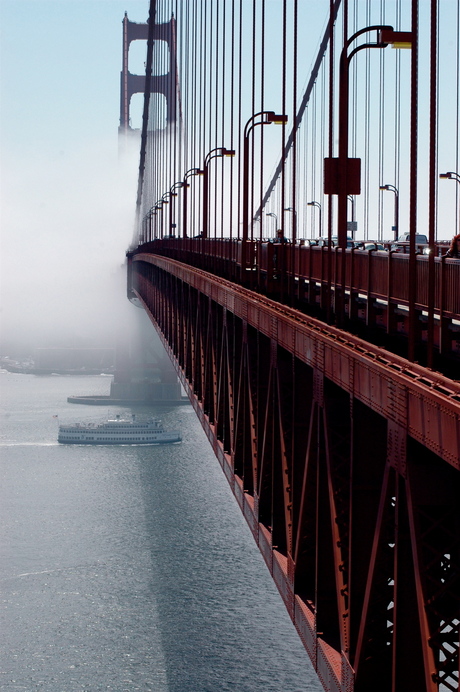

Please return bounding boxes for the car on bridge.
[315,236,355,248]
[362,241,386,251]
[390,232,428,253]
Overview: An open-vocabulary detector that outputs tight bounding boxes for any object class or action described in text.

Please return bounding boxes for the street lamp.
[242,111,288,269]
[284,207,297,240]
[154,200,166,239]
[146,206,157,243]
[324,24,411,325]
[151,205,162,241]
[347,195,356,238]
[141,208,151,244]
[266,212,278,235]
[168,182,186,237]
[307,201,322,238]
[380,184,399,240]
[440,171,460,185]
[182,168,203,238]
[203,148,235,238]
[158,193,172,239]
[329,25,412,250]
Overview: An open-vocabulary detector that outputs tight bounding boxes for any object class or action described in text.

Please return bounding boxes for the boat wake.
[0,441,58,447]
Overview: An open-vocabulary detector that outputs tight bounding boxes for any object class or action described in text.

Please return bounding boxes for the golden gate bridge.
[122,1,459,690]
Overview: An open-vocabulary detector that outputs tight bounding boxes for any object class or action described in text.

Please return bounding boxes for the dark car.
[363,242,386,251]
[315,236,354,248]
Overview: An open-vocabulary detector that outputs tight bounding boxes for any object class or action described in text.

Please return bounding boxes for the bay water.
[0,372,322,691]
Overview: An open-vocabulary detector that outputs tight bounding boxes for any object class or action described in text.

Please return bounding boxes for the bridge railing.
[134,238,459,367]
[144,237,459,312]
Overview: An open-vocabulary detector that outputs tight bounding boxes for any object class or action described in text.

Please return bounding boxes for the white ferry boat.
[58,414,181,445]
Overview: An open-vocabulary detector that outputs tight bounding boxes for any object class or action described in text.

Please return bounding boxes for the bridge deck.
[129,252,460,692]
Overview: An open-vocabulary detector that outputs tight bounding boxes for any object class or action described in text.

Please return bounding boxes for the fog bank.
[0,136,141,356]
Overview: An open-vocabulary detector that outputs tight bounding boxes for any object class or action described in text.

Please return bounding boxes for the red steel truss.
[129,252,460,692]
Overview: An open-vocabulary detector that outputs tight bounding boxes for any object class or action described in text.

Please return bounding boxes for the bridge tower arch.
[119,11,178,135]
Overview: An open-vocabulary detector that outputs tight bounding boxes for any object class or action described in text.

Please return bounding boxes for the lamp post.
[307,201,322,238]
[202,148,235,239]
[242,111,287,270]
[169,181,185,237]
[147,207,156,243]
[440,172,460,236]
[347,195,356,238]
[266,212,278,235]
[154,200,165,239]
[152,206,161,241]
[181,168,203,238]
[141,209,151,244]
[380,184,399,240]
[335,26,411,250]
[159,193,171,240]
[440,171,460,185]
[330,25,411,326]
[284,207,297,241]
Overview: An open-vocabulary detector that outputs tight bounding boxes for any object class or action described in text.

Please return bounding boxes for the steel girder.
[131,254,459,692]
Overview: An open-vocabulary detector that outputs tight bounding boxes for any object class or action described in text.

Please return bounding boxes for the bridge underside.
[130,254,459,692]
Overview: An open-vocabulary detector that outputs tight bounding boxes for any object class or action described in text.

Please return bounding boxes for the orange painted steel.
[136,239,460,371]
[129,251,460,692]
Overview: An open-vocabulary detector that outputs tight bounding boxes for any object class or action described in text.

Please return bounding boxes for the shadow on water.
[0,377,321,691]
[134,404,322,692]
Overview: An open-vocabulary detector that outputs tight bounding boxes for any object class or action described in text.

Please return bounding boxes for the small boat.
[58,414,181,445]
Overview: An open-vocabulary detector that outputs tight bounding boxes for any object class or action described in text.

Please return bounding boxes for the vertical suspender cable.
[456,0,460,230]
[135,0,157,245]
[287,0,298,302]
[311,90,317,225]
[326,0,336,322]
[280,0,287,237]
[237,0,243,240]
[220,0,227,239]
[186,1,193,235]
[291,0,298,245]
[303,109,308,239]
[212,0,218,240]
[169,10,174,197]
[192,0,199,238]
[351,0,358,239]
[394,0,401,236]
[204,0,211,238]
[205,0,210,154]
[259,0,266,241]
[175,4,181,184]
[229,0,236,240]
[363,1,370,242]
[183,1,189,173]
[408,0,419,362]
[378,1,385,242]
[250,0,256,242]
[320,54,326,216]
[198,0,206,236]
[427,0,438,368]
[170,8,177,223]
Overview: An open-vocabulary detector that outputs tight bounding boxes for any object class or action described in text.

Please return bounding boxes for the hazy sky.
[0,0,150,353]
[1,1,458,355]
